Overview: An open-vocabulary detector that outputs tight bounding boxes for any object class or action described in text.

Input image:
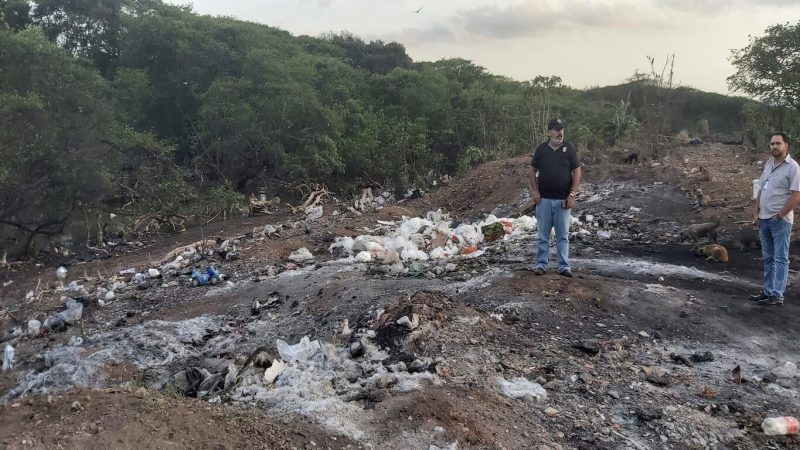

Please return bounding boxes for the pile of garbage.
[2,304,443,441]
[326,210,538,275]
[349,188,396,214]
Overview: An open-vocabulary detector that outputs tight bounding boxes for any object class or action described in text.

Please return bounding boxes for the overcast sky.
[166,0,800,94]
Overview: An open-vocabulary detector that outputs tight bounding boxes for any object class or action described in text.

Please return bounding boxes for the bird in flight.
[413,7,423,13]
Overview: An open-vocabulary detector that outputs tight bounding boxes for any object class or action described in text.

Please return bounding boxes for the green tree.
[0,0,32,30]
[729,22,800,110]
[30,0,127,75]
[0,28,115,251]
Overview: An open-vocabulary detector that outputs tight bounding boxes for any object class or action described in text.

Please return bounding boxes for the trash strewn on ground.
[1,147,798,449]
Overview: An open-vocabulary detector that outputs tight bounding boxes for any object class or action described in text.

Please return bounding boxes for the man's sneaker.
[758,296,784,306]
[748,292,769,302]
[558,270,573,278]
[533,267,545,276]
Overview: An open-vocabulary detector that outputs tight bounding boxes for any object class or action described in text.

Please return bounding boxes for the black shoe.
[748,292,769,302]
[758,296,784,306]
[533,267,545,276]
[558,270,573,278]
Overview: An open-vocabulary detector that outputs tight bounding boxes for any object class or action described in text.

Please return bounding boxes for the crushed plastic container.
[28,319,41,335]
[762,416,799,435]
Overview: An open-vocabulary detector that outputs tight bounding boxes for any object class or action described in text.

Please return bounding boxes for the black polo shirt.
[531,141,580,200]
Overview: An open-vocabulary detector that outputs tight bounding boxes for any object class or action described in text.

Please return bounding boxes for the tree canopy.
[0,0,760,255]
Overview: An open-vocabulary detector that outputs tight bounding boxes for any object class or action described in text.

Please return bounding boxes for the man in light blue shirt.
[749,132,800,305]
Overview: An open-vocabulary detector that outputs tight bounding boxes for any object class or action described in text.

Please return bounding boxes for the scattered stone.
[646,374,670,386]
[70,401,83,412]
[407,358,430,373]
[670,353,694,367]
[573,340,600,356]
[396,314,420,330]
[387,362,407,373]
[726,401,746,414]
[544,407,559,417]
[374,373,397,389]
[607,390,621,399]
[636,406,663,421]
[543,379,562,391]
[350,341,365,359]
[148,268,161,278]
[722,428,744,441]
[770,361,797,379]
[133,273,149,284]
[687,351,714,364]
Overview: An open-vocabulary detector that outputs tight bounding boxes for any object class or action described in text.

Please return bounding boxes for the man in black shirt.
[528,118,581,277]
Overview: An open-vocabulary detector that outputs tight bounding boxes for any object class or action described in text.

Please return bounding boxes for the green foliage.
[603,94,638,146]
[740,101,800,148]
[0,28,114,244]
[0,0,32,30]
[729,22,800,147]
[729,22,800,109]
[0,0,773,254]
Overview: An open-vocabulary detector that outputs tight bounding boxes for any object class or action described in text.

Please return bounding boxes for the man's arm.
[777,191,800,219]
[565,167,581,208]
[528,167,540,204]
[753,190,761,226]
[570,167,581,194]
[777,166,800,219]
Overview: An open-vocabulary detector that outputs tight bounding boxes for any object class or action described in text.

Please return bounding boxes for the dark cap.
[548,118,565,131]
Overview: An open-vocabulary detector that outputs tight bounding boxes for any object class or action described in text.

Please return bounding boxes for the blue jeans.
[535,198,572,272]
[759,217,793,299]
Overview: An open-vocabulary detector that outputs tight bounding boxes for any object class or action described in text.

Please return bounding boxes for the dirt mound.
[408,156,531,217]
[0,388,354,449]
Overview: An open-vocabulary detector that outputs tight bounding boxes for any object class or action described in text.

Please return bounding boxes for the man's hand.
[532,192,541,205]
[566,196,575,208]
[752,214,759,229]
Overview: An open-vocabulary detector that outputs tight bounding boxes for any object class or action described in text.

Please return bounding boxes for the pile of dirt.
[0,388,354,449]
[408,156,531,217]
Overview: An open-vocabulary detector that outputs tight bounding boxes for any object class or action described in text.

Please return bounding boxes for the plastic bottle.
[2,344,14,372]
[762,416,800,435]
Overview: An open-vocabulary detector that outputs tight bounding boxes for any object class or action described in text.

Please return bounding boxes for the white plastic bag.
[276,336,321,363]
[305,205,323,221]
[288,247,315,263]
[43,298,83,330]
[355,251,372,263]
